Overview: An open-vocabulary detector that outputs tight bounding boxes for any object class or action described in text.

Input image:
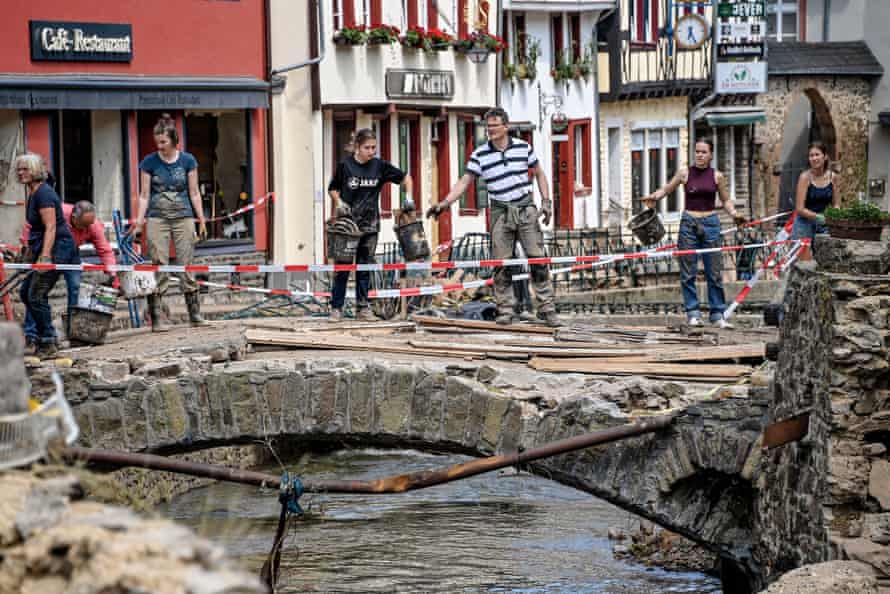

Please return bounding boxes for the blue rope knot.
[278,471,305,515]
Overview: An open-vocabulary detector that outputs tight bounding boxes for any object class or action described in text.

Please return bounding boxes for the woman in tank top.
[792,141,839,242]
[643,139,746,329]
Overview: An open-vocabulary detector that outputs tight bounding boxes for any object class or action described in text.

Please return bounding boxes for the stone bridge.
[29,235,890,593]
[46,351,770,590]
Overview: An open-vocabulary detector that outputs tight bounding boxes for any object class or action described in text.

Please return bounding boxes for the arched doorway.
[776,89,837,214]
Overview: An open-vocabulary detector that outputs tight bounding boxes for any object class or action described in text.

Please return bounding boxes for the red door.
[435,119,452,245]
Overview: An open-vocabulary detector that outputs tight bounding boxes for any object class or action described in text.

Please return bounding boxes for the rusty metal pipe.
[62,414,674,493]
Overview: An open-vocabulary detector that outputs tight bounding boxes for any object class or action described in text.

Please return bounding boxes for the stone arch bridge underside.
[63,357,770,582]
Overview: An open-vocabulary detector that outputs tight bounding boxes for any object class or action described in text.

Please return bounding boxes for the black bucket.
[395,220,431,261]
[629,208,666,245]
[326,220,363,264]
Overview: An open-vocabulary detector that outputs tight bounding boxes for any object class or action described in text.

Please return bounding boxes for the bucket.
[395,220,430,261]
[67,306,113,345]
[76,282,118,315]
[326,218,363,264]
[119,270,157,298]
[629,208,666,245]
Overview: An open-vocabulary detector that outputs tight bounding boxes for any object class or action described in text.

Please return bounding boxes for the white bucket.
[119,270,157,298]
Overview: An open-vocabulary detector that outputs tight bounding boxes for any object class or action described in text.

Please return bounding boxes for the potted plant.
[502,62,518,81]
[551,55,574,83]
[524,37,541,79]
[333,24,367,46]
[366,23,400,45]
[426,28,453,50]
[400,25,427,50]
[824,200,890,241]
[453,30,507,54]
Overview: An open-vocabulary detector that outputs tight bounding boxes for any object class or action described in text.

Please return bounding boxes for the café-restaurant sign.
[30,21,133,62]
[385,69,454,100]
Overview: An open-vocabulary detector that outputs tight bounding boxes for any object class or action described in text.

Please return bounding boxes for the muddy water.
[159,449,722,593]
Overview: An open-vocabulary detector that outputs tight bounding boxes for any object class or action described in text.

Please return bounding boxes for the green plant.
[523,36,540,79]
[426,27,453,49]
[502,62,518,80]
[366,23,400,44]
[453,30,507,53]
[551,52,575,82]
[334,24,367,45]
[400,25,427,49]
[825,201,890,223]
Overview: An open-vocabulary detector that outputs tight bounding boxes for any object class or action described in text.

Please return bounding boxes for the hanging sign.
[717,1,766,18]
[385,69,455,100]
[715,61,767,94]
[718,42,765,59]
[30,21,133,62]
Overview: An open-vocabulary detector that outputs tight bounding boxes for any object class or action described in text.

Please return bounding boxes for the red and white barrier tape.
[197,277,494,301]
[0,200,26,207]
[103,192,275,228]
[0,239,801,274]
[722,214,799,321]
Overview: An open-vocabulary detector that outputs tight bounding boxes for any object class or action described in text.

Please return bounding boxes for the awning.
[705,112,766,126]
[0,75,269,110]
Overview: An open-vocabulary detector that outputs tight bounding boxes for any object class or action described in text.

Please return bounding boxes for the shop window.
[375,116,393,215]
[665,129,680,212]
[629,0,658,44]
[456,119,488,212]
[630,130,644,215]
[59,110,93,206]
[767,0,798,42]
[183,112,251,241]
[397,117,421,209]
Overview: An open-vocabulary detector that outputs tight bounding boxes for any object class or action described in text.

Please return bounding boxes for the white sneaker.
[687,317,703,327]
[713,318,733,329]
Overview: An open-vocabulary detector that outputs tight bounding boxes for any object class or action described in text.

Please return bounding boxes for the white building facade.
[500,0,615,231]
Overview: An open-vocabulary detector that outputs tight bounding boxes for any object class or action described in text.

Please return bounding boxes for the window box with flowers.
[453,30,507,55]
[400,26,426,50]
[426,28,453,51]
[333,24,367,46]
[366,24,400,45]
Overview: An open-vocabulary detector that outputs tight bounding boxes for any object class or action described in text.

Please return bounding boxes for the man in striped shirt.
[427,108,560,327]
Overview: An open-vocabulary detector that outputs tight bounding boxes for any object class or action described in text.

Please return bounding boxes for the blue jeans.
[23,270,81,341]
[678,213,726,322]
[791,217,828,241]
[331,233,378,310]
[21,237,80,345]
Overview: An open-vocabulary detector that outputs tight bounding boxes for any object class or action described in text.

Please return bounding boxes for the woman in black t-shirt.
[327,128,413,321]
[15,152,80,358]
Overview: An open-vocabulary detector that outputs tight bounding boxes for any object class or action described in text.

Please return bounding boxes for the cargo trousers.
[489,197,554,314]
[146,217,199,296]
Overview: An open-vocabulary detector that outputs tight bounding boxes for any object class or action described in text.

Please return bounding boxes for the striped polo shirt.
[465,136,539,203]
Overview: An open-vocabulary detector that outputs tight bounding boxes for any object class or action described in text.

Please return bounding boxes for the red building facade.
[0,0,270,253]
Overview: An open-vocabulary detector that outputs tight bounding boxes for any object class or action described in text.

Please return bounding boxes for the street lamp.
[465,47,490,64]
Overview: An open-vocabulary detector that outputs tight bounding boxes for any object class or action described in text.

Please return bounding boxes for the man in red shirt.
[21,200,116,345]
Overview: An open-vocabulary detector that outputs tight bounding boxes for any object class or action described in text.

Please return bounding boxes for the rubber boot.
[147,294,169,332]
[185,291,209,327]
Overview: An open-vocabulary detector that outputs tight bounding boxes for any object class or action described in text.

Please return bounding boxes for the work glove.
[197,220,208,241]
[336,202,352,219]
[733,213,748,226]
[426,202,444,220]
[540,200,553,227]
[126,218,144,237]
[402,196,416,212]
[814,213,826,225]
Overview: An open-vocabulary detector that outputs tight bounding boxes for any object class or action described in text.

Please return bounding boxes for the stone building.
[754,41,883,217]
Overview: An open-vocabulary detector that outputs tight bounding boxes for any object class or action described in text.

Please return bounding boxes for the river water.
[159,448,722,593]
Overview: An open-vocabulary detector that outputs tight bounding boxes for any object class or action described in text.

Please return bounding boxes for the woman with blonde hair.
[16,152,79,358]
[129,114,208,331]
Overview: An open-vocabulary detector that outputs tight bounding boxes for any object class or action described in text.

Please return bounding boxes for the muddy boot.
[185,291,209,327]
[538,310,563,328]
[36,342,58,360]
[23,337,38,357]
[147,294,169,332]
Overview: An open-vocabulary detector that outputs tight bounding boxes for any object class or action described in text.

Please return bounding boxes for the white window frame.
[358,0,372,26]
[767,0,799,42]
[403,0,428,30]
[631,127,684,218]
[574,129,584,186]
[629,0,658,44]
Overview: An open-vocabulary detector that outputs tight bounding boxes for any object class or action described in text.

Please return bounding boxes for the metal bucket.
[395,220,430,261]
[629,208,666,245]
[67,306,113,345]
[119,270,157,298]
[76,282,118,315]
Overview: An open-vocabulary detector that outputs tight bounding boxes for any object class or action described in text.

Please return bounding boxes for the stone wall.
[754,236,890,589]
[755,76,872,216]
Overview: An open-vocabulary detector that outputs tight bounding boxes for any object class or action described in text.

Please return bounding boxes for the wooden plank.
[408,339,664,359]
[245,329,482,359]
[651,343,765,363]
[244,321,415,334]
[412,314,554,334]
[528,357,752,379]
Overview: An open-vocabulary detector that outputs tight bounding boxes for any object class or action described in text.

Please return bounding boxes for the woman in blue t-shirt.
[15,152,80,358]
[128,114,208,331]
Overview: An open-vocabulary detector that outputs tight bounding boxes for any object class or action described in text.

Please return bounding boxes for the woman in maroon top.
[644,139,745,329]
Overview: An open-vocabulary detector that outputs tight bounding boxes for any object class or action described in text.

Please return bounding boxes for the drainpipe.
[592,16,604,228]
[264,0,276,264]
[823,0,831,41]
[271,0,326,76]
